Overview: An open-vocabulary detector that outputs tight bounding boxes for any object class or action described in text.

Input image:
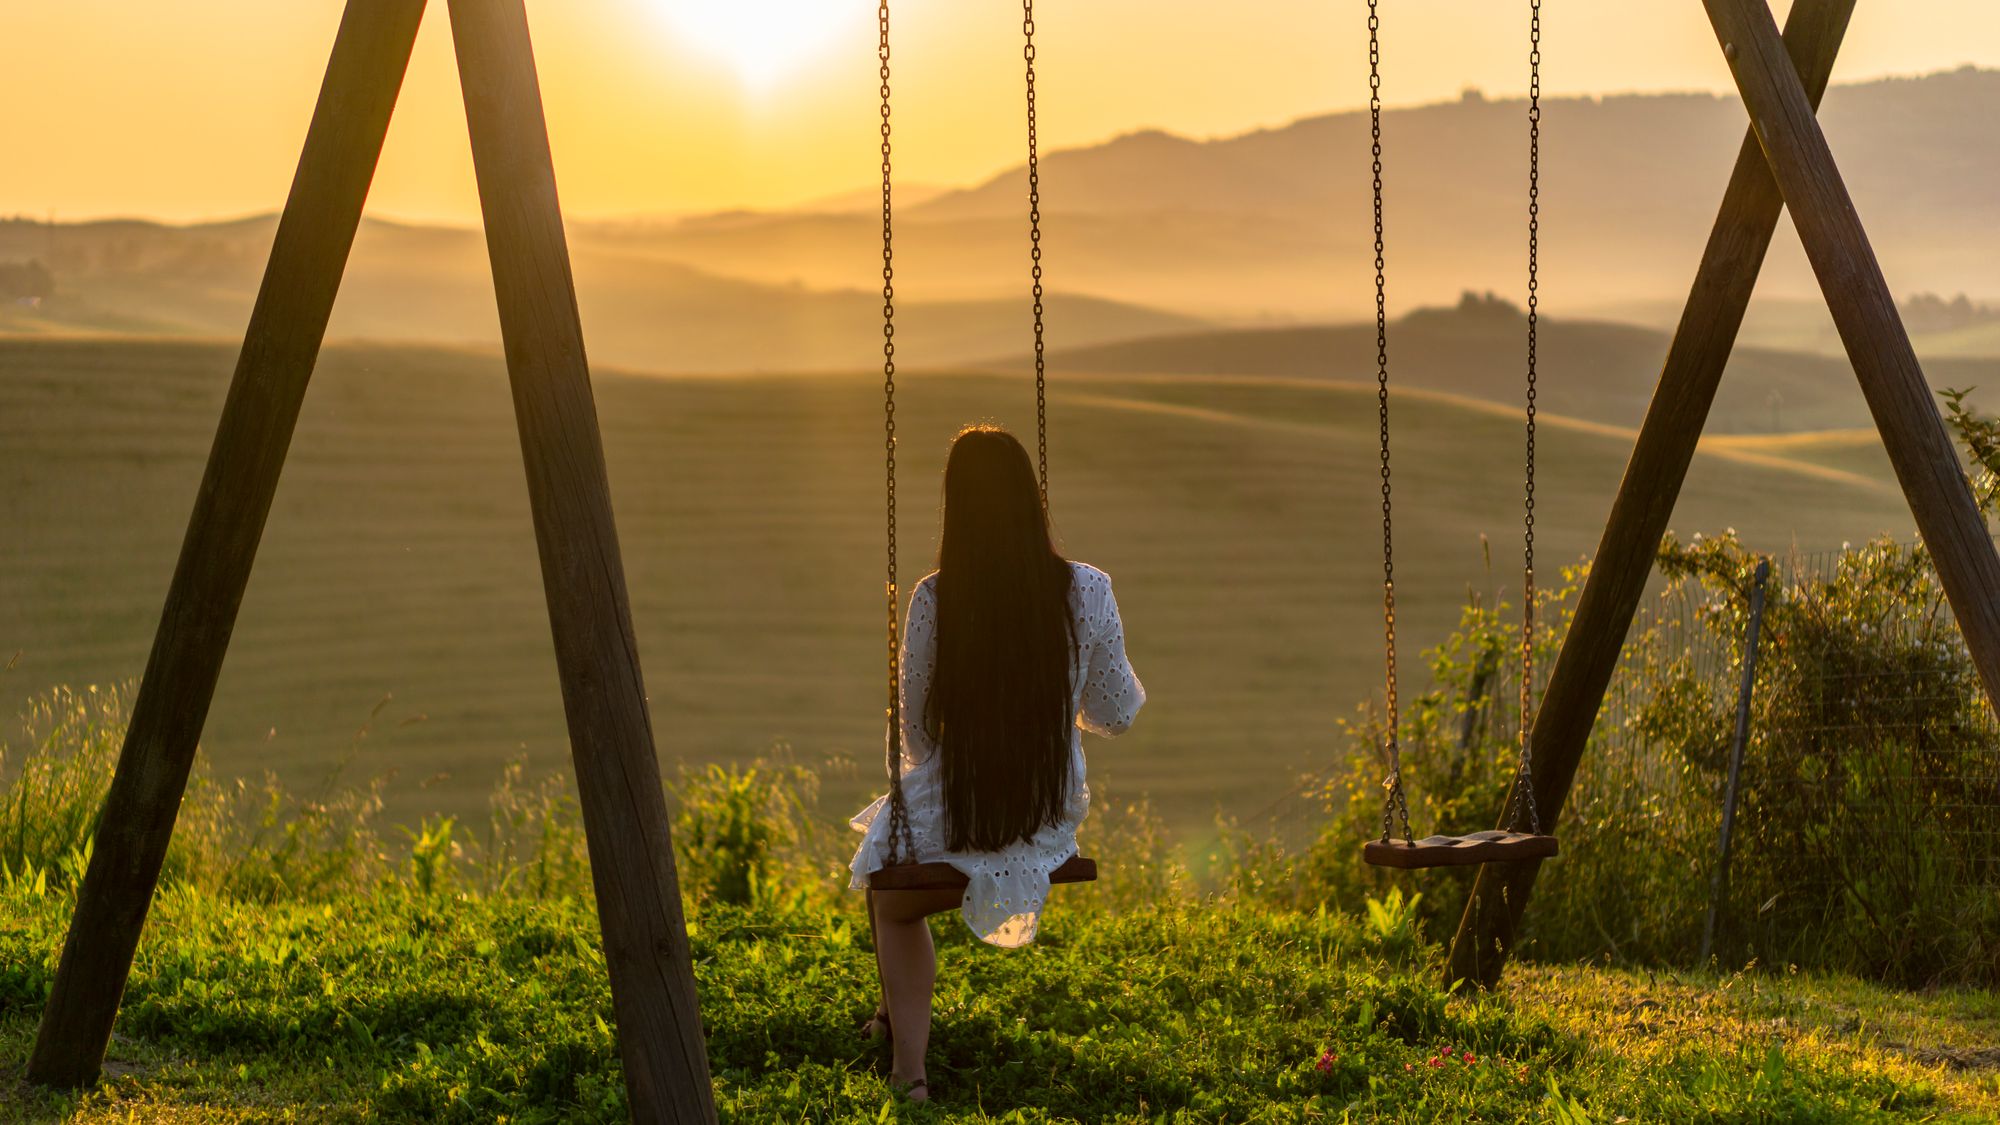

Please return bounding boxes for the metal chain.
[1369,0,1410,846]
[1024,0,1049,509]
[1511,0,1544,837]
[878,0,914,866]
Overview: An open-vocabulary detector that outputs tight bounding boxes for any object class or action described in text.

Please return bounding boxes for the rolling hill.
[1031,296,2000,438]
[0,215,1202,373]
[0,338,1920,836]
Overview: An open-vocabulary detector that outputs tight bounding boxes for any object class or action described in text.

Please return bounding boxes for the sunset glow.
[645,0,864,90]
[4,1,2000,221]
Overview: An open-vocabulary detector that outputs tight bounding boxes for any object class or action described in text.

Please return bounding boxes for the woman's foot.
[891,1075,929,1103]
[859,1003,893,1045]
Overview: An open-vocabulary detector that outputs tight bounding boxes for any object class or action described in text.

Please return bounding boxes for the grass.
[0,336,1920,838]
[1,681,1993,1122]
[2,883,1995,1123]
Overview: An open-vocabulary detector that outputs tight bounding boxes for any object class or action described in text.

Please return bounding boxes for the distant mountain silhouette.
[554,68,2000,322]
[6,69,1997,365]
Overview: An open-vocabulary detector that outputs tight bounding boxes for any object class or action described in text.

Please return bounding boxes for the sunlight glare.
[648,0,863,90]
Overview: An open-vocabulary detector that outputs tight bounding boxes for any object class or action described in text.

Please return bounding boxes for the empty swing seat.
[1362,830,1558,870]
[869,854,1098,892]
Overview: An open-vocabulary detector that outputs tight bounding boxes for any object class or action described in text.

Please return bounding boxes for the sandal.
[893,1077,929,1102]
[858,1003,893,1045]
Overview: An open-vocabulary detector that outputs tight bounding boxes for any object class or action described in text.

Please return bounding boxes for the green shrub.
[1629,531,2000,985]
[670,757,830,910]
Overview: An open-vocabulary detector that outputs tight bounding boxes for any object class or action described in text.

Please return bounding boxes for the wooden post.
[1444,0,1857,989]
[27,0,429,1087]
[1703,0,2000,704]
[446,2,716,1121]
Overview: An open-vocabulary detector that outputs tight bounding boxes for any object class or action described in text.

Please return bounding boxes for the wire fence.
[1562,539,2000,978]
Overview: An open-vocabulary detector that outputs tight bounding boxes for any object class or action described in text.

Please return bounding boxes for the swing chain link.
[1368,0,1411,847]
[1512,0,1544,837]
[1025,0,1049,510]
[879,0,915,867]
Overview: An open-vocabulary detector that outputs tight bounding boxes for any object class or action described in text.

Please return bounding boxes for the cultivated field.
[0,337,1917,833]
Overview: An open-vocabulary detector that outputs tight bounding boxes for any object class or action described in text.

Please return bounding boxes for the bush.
[1627,532,2000,984]
[670,756,832,910]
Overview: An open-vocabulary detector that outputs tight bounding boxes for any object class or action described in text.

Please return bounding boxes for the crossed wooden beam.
[1449,0,2000,987]
[25,1,719,1120]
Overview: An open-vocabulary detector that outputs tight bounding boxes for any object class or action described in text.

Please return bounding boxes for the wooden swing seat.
[1362,830,1558,869]
[869,854,1097,891]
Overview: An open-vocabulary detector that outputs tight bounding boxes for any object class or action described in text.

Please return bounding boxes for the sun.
[648,0,863,90]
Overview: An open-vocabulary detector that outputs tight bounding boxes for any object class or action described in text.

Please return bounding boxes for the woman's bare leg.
[869,888,961,1097]
[862,891,891,1040]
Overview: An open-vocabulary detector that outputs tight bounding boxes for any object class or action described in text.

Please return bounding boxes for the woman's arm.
[1077,573,1145,737]
[897,577,941,768]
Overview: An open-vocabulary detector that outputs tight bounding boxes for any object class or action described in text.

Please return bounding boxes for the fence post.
[1702,556,1772,962]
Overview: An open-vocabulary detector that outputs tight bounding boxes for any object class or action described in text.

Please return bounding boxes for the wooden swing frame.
[1447,0,2000,991]
[23,0,2000,1121]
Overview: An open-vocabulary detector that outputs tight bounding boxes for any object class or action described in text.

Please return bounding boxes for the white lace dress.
[848,561,1144,947]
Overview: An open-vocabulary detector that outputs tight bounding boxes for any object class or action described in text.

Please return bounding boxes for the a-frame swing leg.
[29,2,719,1120]
[28,0,432,1086]
[447,1,716,1119]
[1444,0,1858,990]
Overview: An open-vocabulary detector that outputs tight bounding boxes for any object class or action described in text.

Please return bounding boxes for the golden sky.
[5,1,1999,224]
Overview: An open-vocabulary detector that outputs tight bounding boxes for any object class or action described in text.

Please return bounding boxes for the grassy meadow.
[1,691,1994,1122]
[6,886,1998,1123]
[0,335,1920,835]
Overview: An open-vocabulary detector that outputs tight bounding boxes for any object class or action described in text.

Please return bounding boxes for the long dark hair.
[925,425,1076,852]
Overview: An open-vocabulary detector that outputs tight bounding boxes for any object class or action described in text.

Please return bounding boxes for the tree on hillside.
[1902,292,1997,333]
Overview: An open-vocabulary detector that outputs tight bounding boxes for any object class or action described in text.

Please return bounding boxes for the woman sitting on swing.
[848,424,1145,1101]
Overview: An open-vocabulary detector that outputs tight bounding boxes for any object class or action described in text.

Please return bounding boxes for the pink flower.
[1404,1063,1414,1073]
[1428,1057,1445,1069]
[1463,1053,1478,1065]
[1315,1051,1337,1073]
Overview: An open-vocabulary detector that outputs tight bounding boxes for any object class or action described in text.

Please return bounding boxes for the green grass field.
[0,337,1917,834]
[4,885,1997,1123]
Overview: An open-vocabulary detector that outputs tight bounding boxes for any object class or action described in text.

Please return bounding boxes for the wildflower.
[1404,1063,1414,1073]
[1463,1053,1478,1065]
[1315,1051,1337,1073]
[1428,1057,1445,1069]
